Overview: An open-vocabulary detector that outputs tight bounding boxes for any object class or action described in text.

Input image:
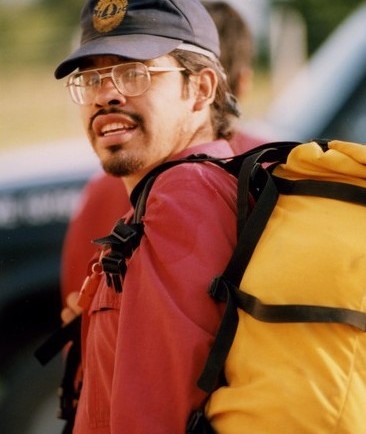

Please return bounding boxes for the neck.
[123,126,215,196]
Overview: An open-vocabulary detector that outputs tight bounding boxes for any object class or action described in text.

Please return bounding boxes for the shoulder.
[230,129,267,155]
[154,159,237,195]
[142,160,237,222]
[138,160,238,264]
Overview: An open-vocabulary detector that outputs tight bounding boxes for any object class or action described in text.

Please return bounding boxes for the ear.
[192,68,218,112]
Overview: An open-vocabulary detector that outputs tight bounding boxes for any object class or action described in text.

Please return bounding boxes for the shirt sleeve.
[110,162,237,434]
[60,174,130,304]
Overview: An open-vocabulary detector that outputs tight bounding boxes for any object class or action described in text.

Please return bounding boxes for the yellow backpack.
[194,140,366,434]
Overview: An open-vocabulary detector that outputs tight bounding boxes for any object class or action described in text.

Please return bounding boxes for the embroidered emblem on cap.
[93,0,128,33]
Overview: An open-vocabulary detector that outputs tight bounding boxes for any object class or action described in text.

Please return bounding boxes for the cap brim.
[55,34,183,79]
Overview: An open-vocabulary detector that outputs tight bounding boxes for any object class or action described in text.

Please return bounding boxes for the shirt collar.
[171,139,234,161]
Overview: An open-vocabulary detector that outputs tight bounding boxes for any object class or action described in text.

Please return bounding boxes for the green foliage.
[281,0,365,54]
[0,0,83,69]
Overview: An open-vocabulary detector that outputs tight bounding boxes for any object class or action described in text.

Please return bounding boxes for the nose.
[94,73,127,107]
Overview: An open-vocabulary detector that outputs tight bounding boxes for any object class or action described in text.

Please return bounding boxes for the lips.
[101,122,135,136]
[93,113,138,138]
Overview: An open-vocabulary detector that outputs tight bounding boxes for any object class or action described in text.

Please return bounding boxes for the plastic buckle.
[208,276,228,302]
[57,386,78,421]
[186,409,205,433]
[187,409,215,434]
[101,255,124,274]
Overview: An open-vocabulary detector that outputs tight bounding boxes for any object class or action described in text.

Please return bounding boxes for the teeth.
[101,123,133,135]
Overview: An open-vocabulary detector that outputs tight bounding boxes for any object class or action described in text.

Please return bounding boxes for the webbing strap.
[197,278,238,393]
[34,316,82,366]
[234,288,366,329]
[274,176,366,205]
[224,157,280,287]
[198,157,281,393]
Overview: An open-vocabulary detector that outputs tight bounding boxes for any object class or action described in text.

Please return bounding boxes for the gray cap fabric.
[55,0,220,79]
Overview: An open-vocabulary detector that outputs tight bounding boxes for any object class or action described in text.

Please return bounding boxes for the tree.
[273,0,364,54]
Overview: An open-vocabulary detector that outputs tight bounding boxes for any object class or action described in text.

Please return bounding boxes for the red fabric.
[72,140,238,433]
[61,173,130,302]
[229,128,267,155]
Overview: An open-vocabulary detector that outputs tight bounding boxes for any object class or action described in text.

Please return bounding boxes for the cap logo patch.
[93,0,128,33]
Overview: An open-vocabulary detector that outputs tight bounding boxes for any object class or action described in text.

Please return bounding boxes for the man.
[60,1,264,308]
[56,0,239,432]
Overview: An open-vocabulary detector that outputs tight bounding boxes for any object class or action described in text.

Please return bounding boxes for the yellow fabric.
[206,141,366,433]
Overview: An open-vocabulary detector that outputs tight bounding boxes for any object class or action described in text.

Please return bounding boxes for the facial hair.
[100,145,144,177]
[88,107,145,177]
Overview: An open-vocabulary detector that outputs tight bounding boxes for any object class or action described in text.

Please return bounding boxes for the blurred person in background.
[60,0,264,306]
[202,0,263,153]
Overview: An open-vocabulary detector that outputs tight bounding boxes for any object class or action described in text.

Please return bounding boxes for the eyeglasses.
[66,62,186,105]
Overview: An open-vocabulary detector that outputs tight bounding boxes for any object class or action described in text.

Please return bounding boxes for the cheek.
[79,106,92,134]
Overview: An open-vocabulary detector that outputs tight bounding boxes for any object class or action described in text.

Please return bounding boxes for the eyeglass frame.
[66,62,186,105]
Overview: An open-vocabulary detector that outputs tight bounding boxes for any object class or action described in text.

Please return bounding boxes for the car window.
[321,72,366,142]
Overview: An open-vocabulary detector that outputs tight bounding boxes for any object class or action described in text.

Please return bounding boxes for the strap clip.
[186,409,214,434]
[208,276,228,302]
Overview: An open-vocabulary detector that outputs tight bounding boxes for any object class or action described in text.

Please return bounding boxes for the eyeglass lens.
[69,63,151,104]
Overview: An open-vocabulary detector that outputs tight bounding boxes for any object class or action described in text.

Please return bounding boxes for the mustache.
[89,107,144,131]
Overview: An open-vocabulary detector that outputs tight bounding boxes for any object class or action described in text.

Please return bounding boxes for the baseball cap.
[55,0,220,79]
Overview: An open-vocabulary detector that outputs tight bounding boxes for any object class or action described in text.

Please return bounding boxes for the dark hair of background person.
[202,1,254,98]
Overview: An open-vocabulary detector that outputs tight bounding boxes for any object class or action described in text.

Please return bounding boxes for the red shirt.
[72,140,237,433]
[229,127,266,155]
[60,130,264,304]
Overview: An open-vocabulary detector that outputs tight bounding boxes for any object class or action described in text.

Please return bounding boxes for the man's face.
[78,55,200,183]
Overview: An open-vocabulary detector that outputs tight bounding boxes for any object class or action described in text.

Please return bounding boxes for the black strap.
[197,277,238,393]
[57,330,82,423]
[130,154,225,208]
[274,176,366,205]
[34,316,82,366]
[186,408,215,434]
[226,164,280,286]
[234,288,366,329]
[34,316,82,430]
[198,158,282,393]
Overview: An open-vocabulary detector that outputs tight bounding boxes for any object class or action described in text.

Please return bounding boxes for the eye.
[82,72,100,87]
[123,68,145,81]
[71,71,99,88]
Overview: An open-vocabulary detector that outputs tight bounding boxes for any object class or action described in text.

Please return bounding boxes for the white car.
[246,2,366,143]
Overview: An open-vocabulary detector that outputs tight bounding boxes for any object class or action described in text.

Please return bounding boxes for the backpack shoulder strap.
[130,153,226,219]
[95,154,228,292]
[197,143,295,393]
